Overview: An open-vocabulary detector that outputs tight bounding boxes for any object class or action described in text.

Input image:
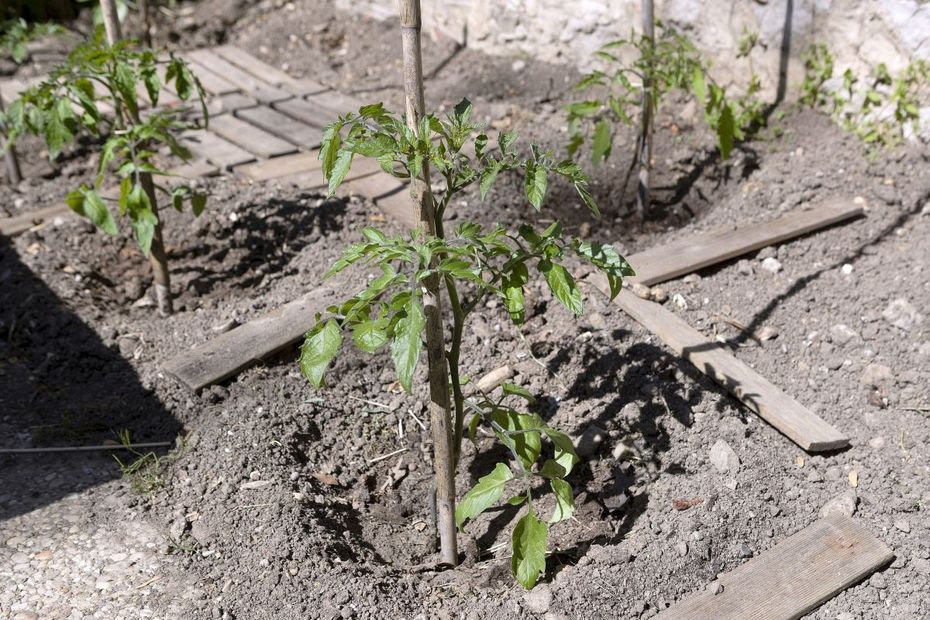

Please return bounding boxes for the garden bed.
[2,2,930,618]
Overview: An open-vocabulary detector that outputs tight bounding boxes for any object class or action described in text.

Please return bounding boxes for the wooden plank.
[178,56,239,96]
[185,49,291,103]
[273,97,336,129]
[628,198,863,285]
[234,151,321,182]
[340,174,414,229]
[305,91,364,115]
[593,285,849,451]
[235,105,323,148]
[656,514,892,620]
[207,114,298,159]
[277,156,383,190]
[210,45,329,96]
[162,281,346,391]
[181,130,257,169]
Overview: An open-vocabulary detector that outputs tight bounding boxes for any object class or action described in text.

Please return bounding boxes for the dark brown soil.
[2,2,930,619]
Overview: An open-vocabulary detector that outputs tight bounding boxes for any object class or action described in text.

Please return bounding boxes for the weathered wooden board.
[278,156,384,191]
[305,91,364,115]
[629,198,863,286]
[207,114,298,159]
[162,279,346,391]
[181,130,257,169]
[340,174,414,229]
[594,286,849,451]
[178,56,239,96]
[0,162,216,236]
[273,97,335,129]
[185,49,291,103]
[655,514,892,620]
[235,105,324,148]
[234,151,321,182]
[212,45,328,95]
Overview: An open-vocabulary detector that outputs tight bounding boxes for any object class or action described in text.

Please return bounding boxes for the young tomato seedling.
[2,28,208,315]
[299,99,634,589]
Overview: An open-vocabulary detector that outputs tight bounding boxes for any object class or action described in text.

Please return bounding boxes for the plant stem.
[637,0,655,217]
[398,0,458,567]
[100,0,173,316]
[0,91,22,185]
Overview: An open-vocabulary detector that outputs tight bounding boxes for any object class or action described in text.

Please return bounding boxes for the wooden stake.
[636,0,655,217]
[139,0,153,48]
[398,0,458,567]
[100,0,173,315]
[0,90,23,185]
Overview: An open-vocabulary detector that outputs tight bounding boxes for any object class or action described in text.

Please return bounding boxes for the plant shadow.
[0,234,182,523]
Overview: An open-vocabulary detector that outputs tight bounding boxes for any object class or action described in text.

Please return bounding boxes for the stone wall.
[337,0,930,100]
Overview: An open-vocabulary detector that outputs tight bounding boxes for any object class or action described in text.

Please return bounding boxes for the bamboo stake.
[139,0,153,48]
[0,91,23,185]
[397,0,458,567]
[99,0,173,315]
[636,0,655,217]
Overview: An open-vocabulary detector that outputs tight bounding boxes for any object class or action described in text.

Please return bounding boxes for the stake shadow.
[0,234,181,522]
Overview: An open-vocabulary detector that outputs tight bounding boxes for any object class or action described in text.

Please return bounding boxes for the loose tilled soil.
[2,2,930,619]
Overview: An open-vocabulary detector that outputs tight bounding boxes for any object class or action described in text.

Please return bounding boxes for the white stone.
[830,324,859,345]
[709,440,740,474]
[819,490,857,518]
[760,257,782,274]
[882,298,922,331]
[841,263,853,275]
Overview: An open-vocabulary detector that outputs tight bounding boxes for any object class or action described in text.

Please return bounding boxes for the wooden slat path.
[212,45,329,96]
[185,49,291,104]
[629,198,863,285]
[273,97,336,129]
[162,278,346,390]
[235,105,324,148]
[235,151,322,182]
[306,90,364,115]
[207,114,297,159]
[594,286,849,451]
[655,514,892,620]
[181,130,257,169]
[178,57,239,96]
[0,161,217,236]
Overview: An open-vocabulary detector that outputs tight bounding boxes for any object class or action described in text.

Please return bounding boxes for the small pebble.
[894,520,911,533]
[761,257,782,274]
[676,542,689,557]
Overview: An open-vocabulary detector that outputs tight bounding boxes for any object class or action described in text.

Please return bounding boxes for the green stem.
[445,274,466,464]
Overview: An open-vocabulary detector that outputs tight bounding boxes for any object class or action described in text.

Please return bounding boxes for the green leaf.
[505,494,528,506]
[130,204,157,257]
[491,411,542,469]
[691,66,706,107]
[319,122,343,179]
[511,508,548,589]
[479,161,502,200]
[391,293,425,393]
[549,478,576,523]
[538,459,566,479]
[502,382,534,403]
[80,189,118,236]
[191,192,207,216]
[717,103,735,160]
[498,132,517,154]
[524,161,548,209]
[299,319,342,388]
[352,318,390,353]
[539,261,582,315]
[455,462,513,530]
[467,413,481,445]
[543,427,580,476]
[327,149,354,195]
[591,119,612,165]
[565,100,602,117]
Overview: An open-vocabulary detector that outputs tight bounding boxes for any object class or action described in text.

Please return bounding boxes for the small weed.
[113,429,165,495]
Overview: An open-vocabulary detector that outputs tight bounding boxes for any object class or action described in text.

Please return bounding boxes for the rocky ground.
[2,1,930,619]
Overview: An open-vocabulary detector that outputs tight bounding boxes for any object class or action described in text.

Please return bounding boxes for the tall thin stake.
[0,91,23,185]
[99,0,173,315]
[636,0,655,217]
[397,0,458,567]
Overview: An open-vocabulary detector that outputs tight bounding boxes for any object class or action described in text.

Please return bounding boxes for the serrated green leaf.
[191,192,207,216]
[549,478,575,523]
[391,293,425,393]
[539,261,582,315]
[538,459,566,479]
[502,383,534,403]
[524,161,548,209]
[352,318,390,353]
[717,103,735,160]
[319,122,343,178]
[455,462,513,530]
[81,189,118,235]
[592,119,612,165]
[479,161,501,200]
[327,148,353,195]
[505,494,528,506]
[299,319,342,388]
[498,132,517,154]
[512,508,547,589]
[468,413,481,445]
[130,204,157,256]
[543,427,580,476]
